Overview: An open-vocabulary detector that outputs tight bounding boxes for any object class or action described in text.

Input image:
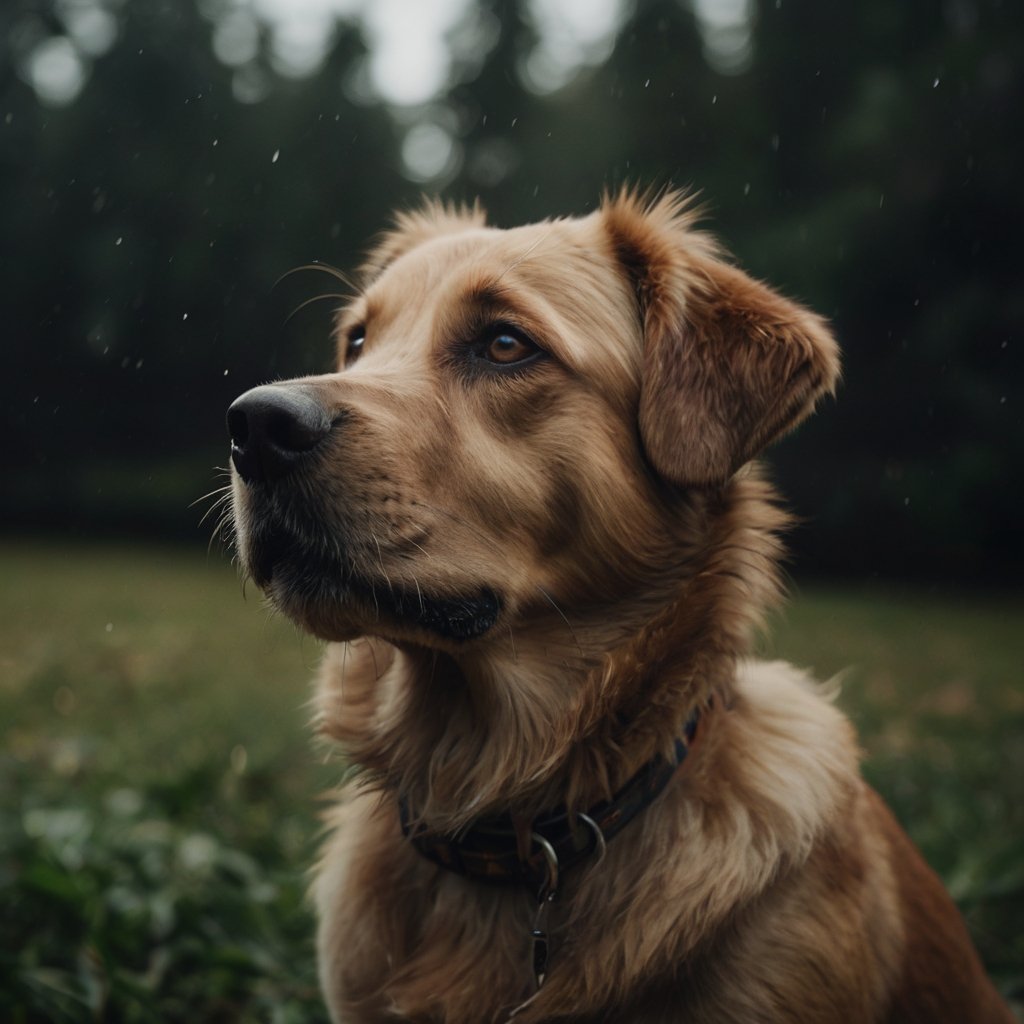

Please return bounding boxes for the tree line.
[2,0,1021,581]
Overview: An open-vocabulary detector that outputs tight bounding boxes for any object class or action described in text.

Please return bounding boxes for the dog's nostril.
[226,384,332,484]
[264,404,325,453]
[227,406,250,447]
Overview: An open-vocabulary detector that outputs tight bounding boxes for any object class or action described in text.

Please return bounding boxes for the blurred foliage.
[0,545,1021,1018]
[1,0,1022,582]
[0,542,334,1021]
[1,769,327,1023]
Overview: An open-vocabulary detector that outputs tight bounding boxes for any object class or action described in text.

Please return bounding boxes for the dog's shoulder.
[724,658,860,824]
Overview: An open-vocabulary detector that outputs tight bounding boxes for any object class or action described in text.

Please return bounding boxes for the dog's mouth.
[245,521,501,643]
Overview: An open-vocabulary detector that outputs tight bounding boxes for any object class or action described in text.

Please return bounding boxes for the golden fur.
[228,191,1011,1022]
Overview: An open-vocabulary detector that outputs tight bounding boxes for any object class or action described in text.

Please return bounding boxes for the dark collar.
[399,699,709,893]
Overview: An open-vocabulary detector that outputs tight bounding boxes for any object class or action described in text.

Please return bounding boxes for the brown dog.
[227,191,1012,1023]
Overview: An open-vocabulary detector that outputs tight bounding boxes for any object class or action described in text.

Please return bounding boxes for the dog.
[226,191,1012,1023]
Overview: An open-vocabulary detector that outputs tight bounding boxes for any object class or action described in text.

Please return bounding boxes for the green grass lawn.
[1,543,1022,1020]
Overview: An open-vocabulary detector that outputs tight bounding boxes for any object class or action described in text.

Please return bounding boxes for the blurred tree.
[1,0,1021,581]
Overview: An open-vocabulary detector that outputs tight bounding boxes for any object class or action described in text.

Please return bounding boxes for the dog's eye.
[480,330,539,366]
[345,328,365,367]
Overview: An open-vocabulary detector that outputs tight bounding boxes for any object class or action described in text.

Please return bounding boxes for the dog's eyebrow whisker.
[535,585,584,657]
[284,292,351,327]
[276,262,358,292]
[494,232,550,284]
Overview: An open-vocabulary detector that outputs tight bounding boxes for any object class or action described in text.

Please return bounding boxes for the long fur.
[229,190,1012,1023]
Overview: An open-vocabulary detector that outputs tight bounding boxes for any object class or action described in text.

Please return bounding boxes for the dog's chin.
[243,526,501,645]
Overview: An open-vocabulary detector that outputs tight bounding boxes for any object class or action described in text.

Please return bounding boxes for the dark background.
[3,0,1022,583]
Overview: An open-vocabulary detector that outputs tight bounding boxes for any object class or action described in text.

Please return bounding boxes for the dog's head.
[227,191,839,649]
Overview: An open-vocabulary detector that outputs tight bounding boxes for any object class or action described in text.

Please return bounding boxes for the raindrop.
[213,138,218,147]
[644,79,650,88]
[272,148,280,163]
[879,193,885,208]
[932,77,940,88]
[743,182,751,195]
[712,94,717,105]
[4,113,12,125]
[771,134,780,151]
[511,118,518,128]
[115,237,123,246]
[183,313,189,321]
[903,497,910,507]
[224,369,230,376]
[1000,396,1007,404]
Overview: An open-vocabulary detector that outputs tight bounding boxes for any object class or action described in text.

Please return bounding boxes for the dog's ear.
[602,190,840,487]
[362,199,487,282]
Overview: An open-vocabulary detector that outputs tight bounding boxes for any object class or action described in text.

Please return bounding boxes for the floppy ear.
[603,190,840,487]
[361,199,487,283]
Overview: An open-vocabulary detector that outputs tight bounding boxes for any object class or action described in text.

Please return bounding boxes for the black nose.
[227,384,332,484]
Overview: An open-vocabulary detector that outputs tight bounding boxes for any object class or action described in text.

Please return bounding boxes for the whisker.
[495,232,550,284]
[371,533,394,594]
[190,484,232,510]
[415,501,494,549]
[284,292,350,327]
[535,584,584,657]
[207,509,234,556]
[276,262,358,293]
[199,493,233,528]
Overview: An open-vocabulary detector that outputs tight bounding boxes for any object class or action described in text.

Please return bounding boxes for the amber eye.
[345,327,365,367]
[481,330,539,366]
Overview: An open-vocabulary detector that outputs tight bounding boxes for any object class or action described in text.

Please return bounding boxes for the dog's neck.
[316,471,788,834]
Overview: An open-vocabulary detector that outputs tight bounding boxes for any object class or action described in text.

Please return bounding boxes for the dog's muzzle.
[226,383,502,643]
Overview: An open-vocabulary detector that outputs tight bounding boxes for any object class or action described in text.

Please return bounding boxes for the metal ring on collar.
[577,811,607,866]
[530,831,559,898]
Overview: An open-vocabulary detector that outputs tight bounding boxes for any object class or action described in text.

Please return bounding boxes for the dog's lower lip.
[249,527,500,641]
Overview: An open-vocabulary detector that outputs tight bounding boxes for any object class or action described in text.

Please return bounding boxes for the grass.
[1,542,1022,1019]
